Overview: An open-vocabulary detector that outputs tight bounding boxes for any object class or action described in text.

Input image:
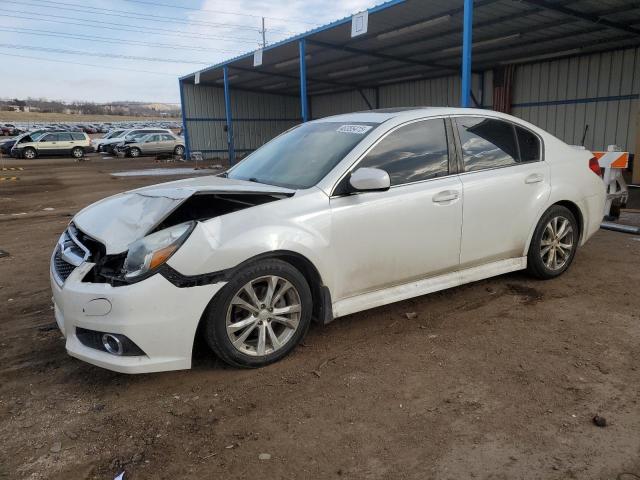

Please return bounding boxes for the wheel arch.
[259,250,333,325]
[524,199,585,255]
[191,249,333,360]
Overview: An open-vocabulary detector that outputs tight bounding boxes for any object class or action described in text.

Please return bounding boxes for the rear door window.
[455,117,519,172]
[58,133,73,141]
[357,119,449,186]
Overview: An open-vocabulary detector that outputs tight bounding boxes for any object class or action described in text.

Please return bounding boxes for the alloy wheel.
[540,216,574,271]
[225,275,302,357]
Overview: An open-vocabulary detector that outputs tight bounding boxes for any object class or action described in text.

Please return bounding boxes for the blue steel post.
[178,79,191,160]
[461,0,474,108]
[223,65,235,164]
[299,39,308,122]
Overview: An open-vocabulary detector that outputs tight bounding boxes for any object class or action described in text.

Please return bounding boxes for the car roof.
[313,107,520,125]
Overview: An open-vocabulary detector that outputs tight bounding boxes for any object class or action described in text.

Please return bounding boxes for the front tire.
[129,147,141,158]
[22,147,37,159]
[527,205,578,279]
[203,259,312,368]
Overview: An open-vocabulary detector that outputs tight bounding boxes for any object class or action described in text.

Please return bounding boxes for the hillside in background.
[0,98,181,118]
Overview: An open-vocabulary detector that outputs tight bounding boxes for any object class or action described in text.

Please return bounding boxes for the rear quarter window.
[71,132,86,141]
[516,126,541,162]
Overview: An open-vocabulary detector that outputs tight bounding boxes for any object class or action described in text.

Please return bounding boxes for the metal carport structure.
[179,0,640,170]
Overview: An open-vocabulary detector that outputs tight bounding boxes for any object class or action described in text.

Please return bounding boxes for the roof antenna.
[581,124,589,146]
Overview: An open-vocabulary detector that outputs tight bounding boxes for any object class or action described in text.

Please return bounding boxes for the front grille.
[52,223,103,284]
[53,249,76,282]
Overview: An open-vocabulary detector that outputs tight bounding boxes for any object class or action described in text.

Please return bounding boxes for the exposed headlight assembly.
[123,221,194,280]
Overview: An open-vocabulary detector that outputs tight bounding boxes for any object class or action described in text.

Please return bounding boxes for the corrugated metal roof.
[181,0,640,96]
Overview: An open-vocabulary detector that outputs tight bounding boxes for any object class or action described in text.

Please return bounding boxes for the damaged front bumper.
[51,261,225,374]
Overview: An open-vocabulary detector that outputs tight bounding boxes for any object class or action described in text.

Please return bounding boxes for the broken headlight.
[123,221,195,279]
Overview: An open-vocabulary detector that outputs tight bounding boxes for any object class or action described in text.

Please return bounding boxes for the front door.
[329,118,463,301]
[38,133,59,154]
[143,134,162,154]
[452,116,551,268]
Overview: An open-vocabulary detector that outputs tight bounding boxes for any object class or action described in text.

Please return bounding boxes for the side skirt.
[332,257,527,319]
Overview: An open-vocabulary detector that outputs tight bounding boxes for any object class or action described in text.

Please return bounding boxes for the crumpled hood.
[73,175,295,254]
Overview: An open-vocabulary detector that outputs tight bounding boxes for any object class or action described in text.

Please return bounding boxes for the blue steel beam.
[178,79,191,160]
[461,0,474,108]
[299,39,309,122]
[223,65,235,164]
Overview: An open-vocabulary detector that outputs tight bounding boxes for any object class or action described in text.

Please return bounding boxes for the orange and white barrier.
[593,151,629,169]
[593,147,629,219]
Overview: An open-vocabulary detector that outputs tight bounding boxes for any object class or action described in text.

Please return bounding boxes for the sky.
[0,0,377,104]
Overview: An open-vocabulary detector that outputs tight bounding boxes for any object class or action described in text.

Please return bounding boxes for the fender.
[523,194,586,256]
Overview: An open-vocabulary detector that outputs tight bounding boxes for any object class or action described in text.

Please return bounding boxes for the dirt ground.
[1,154,639,480]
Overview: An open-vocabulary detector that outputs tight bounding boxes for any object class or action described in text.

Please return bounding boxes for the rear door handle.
[433,190,460,203]
[525,173,544,184]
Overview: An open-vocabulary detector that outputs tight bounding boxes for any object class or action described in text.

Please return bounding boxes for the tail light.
[588,157,602,176]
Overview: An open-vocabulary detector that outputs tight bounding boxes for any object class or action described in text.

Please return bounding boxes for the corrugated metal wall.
[311,88,376,119]
[310,74,487,118]
[512,47,639,153]
[182,83,299,159]
[181,48,639,159]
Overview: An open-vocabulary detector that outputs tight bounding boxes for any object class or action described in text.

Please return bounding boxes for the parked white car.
[50,107,605,373]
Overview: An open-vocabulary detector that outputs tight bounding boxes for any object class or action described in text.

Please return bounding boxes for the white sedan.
[50,107,605,373]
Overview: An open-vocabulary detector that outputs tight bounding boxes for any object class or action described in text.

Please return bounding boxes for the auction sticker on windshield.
[336,124,373,134]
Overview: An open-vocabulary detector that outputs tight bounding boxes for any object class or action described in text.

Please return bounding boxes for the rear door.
[329,118,463,300]
[453,116,550,268]
[56,133,73,154]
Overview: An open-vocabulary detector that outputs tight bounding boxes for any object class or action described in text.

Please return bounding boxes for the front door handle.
[525,173,544,184]
[433,190,460,203]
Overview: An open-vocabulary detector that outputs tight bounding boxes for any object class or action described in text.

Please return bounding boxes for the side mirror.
[349,167,390,192]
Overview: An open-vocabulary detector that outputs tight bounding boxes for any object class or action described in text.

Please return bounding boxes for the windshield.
[31,132,46,141]
[227,121,378,189]
[106,130,124,139]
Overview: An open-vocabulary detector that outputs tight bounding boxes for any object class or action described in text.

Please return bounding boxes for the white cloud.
[0,0,376,103]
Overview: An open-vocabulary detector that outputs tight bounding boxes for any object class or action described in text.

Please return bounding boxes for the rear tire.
[203,259,312,368]
[527,205,579,279]
[22,147,36,159]
[71,147,84,159]
[174,145,185,157]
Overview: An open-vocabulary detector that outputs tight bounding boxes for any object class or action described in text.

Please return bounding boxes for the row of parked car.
[1,121,182,136]
[0,127,185,159]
